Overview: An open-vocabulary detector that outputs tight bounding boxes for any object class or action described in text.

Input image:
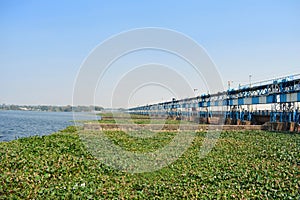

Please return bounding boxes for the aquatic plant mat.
[0,127,299,199]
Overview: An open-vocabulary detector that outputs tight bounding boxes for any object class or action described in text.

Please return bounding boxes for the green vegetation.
[0,104,103,112]
[0,128,299,199]
[97,113,195,125]
[59,125,81,133]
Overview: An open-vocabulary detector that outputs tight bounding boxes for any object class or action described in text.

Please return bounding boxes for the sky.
[0,0,299,107]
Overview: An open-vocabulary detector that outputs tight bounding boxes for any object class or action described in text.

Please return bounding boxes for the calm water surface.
[0,110,97,142]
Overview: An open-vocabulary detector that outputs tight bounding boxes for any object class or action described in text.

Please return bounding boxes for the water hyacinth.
[0,126,299,199]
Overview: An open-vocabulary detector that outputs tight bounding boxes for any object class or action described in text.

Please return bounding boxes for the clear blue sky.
[1,0,299,107]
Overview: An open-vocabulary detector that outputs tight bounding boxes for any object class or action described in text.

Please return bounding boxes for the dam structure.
[128,74,300,132]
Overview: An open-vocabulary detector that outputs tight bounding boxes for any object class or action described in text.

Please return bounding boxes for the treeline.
[0,104,104,112]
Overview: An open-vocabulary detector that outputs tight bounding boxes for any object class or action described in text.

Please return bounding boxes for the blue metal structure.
[128,74,300,124]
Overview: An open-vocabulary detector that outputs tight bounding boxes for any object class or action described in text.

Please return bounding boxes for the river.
[0,110,97,142]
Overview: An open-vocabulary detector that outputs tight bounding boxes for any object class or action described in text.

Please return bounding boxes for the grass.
[0,127,299,199]
[95,113,196,125]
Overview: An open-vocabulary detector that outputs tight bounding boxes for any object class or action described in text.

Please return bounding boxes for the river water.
[0,110,97,142]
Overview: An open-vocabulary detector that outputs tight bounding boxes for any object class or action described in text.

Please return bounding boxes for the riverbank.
[0,104,103,112]
[1,126,299,199]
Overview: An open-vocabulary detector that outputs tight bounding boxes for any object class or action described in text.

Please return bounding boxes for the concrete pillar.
[289,122,295,132]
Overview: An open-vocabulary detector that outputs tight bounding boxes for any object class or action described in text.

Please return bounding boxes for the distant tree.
[95,106,104,111]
